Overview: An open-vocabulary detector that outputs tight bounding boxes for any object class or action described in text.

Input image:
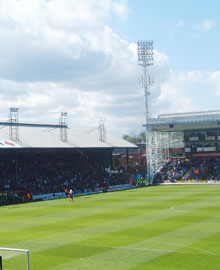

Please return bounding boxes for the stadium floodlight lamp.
[137,40,154,67]
[61,112,68,116]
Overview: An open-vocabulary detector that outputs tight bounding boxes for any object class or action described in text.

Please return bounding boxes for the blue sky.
[0,0,219,136]
[115,0,219,71]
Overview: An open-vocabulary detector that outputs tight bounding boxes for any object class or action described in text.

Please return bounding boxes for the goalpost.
[0,248,30,270]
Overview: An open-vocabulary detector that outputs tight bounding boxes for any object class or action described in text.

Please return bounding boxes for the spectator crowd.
[3,149,220,206]
[157,157,220,183]
[0,150,129,206]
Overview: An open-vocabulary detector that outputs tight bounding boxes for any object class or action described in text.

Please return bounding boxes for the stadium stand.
[0,149,131,205]
[156,157,220,183]
[0,111,137,206]
[145,110,220,182]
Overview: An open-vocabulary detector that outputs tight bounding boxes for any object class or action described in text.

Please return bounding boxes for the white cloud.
[209,71,220,96]
[154,71,194,115]
[0,0,135,84]
[0,0,143,134]
[112,0,130,20]
[154,70,220,116]
[177,19,185,27]
[196,19,216,32]
[0,0,219,136]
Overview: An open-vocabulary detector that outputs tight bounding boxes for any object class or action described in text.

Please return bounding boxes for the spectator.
[0,150,129,206]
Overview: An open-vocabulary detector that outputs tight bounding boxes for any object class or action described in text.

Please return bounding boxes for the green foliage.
[123,130,146,144]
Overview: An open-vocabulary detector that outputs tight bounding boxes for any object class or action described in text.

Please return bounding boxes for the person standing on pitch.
[69,189,74,202]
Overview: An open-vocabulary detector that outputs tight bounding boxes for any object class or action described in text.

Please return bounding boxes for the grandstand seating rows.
[157,158,220,183]
[0,150,129,206]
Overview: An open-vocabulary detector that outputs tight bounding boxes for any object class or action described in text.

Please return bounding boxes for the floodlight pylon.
[137,40,155,183]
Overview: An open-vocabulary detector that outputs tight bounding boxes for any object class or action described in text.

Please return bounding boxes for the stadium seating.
[0,150,129,205]
[157,158,220,183]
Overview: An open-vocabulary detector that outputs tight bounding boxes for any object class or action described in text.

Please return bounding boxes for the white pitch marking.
[144,240,216,256]
[67,242,217,256]
[170,206,187,212]
[25,240,217,256]
[1,253,23,260]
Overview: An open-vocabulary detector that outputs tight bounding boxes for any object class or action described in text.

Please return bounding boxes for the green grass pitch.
[1,185,220,269]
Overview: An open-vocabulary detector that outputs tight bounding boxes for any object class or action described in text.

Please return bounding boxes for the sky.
[0,0,219,136]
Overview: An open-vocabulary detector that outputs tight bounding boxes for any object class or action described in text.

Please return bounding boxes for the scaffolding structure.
[142,110,220,180]
[60,112,68,142]
[86,118,107,142]
[9,107,19,141]
[99,118,106,142]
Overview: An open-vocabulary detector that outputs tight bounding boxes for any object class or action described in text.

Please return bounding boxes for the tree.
[123,130,146,144]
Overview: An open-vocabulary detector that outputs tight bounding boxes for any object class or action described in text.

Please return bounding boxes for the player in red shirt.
[69,189,74,202]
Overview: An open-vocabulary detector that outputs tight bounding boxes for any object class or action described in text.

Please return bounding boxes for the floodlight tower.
[137,40,154,182]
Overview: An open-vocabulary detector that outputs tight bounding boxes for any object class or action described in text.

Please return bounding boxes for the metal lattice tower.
[9,107,19,141]
[137,40,157,182]
[60,112,68,142]
[99,117,106,142]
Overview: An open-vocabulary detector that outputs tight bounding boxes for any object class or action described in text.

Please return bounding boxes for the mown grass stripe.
[1,185,220,269]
